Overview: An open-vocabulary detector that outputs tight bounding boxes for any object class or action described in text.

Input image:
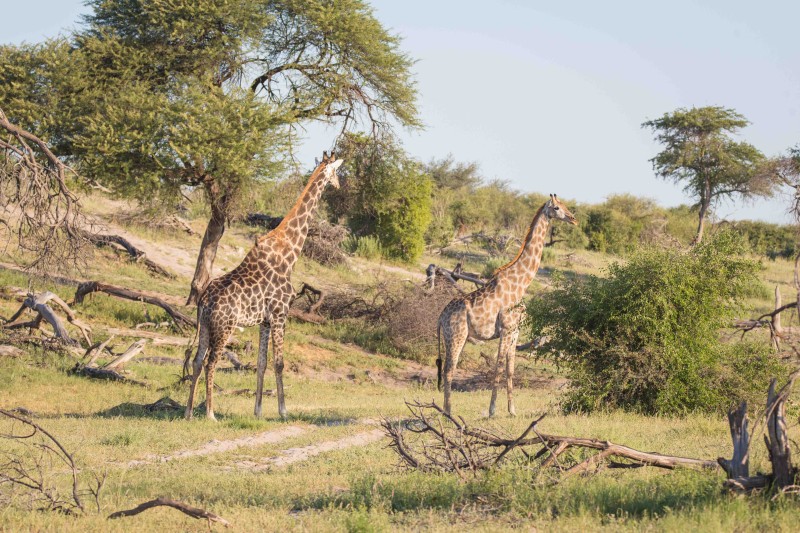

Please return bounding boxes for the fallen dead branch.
[107,497,230,527]
[383,401,718,479]
[79,230,175,279]
[74,281,195,332]
[103,339,147,371]
[3,291,91,345]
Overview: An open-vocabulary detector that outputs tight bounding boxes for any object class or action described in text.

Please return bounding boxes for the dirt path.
[126,425,307,467]
[232,429,385,472]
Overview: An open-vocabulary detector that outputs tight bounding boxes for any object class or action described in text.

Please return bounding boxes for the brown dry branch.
[383,401,718,479]
[74,281,195,332]
[108,497,230,527]
[0,409,106,515]
[79,230,175,278]
[720,371,800,492]
[3,291,91,346]
[0,107,91,272]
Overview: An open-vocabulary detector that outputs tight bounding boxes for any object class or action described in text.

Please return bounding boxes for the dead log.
[0,345,24,357]
[72,364,147,387]
[108,497,230,527]
[3,291,91,345]
[84,334,116,367]
[103,339,147,371]
[718,401,750,479]
[79,230,175,279]
[719,371,800,492]
[74,281,195,331]
[425,263,485,290]
[765,376,796,488]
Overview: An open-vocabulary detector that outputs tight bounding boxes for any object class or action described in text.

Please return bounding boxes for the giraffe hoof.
[206,413,217,421]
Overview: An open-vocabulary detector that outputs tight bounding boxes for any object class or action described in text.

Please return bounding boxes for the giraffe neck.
[258,165,328,265]
[497,205,550,294]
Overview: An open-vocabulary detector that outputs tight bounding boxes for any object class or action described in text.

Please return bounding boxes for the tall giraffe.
[185,152,343,420]
[437,194,577,416]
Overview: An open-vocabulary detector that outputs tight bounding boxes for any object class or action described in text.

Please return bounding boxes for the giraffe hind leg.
[442,322,468,415]
[184,325,209,420]
[254,321,271,418]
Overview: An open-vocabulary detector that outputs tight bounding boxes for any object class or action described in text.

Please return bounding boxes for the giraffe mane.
[492,203,546,276]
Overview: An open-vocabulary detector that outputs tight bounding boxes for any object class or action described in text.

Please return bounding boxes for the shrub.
[527,232,788,415]
[345,235,384,260]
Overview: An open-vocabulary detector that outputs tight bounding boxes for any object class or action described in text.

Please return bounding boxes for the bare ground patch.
[231,428,385,471]
[125,425,307,467]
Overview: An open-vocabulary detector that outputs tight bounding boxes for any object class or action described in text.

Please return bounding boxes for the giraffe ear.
[322,151,329,163]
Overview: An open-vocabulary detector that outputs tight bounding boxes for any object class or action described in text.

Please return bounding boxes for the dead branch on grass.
[74,281,195,331]
[3,291,91,345]
[383,401,718,479]
[108,497,230,527]
[78,230,175,278]
[0,409,106,515]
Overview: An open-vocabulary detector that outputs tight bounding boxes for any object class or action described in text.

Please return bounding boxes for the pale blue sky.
[5,0,800,222]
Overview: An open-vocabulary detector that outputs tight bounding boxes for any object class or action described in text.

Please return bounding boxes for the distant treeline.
[422,157,797,259]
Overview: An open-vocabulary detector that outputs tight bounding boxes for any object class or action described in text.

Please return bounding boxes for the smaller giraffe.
[185,152,343,420]
[436,194,577,416]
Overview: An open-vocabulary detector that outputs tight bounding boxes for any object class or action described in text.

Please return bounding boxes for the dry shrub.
[385,281,461,358]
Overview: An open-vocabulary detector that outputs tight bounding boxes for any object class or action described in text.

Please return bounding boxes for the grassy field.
[2,202,800,531]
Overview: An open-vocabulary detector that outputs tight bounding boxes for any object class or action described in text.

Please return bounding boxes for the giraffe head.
[320,151,343,189]
[544,194,578,225]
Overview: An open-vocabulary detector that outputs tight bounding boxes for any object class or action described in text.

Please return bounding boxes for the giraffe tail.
[436,322,443,392]
[182,306,202,378]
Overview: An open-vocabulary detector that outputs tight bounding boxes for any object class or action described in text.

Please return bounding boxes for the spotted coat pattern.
[185,153,343,420]
[437,195,578,416]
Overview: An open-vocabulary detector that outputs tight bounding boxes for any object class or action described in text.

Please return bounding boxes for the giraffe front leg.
[272,316,288,419]
[505,328,520,416]
[254,322,271,418]
[488,336,505,418]
[204,363,217,421]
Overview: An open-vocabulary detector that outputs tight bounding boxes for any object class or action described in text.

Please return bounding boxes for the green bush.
[527,232,788,415]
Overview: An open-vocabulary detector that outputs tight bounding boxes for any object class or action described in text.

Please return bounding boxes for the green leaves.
[328,133,432,262]
[528,232,787,415]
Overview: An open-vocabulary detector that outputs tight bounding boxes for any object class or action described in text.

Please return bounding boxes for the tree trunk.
[187,185,228,306]
[692,178,712,245]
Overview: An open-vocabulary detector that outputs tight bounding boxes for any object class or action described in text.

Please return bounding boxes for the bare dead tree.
[0,107,91,272]
[383,401,717,479]
[720,371,800,493]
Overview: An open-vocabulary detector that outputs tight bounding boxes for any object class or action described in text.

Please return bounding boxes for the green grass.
[2,197,800,531]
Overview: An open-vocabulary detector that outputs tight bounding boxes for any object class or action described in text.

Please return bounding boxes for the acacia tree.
[643,106,772,244]
[0,0,419,304]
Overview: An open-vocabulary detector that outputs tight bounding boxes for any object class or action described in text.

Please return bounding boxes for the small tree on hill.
[643,106,773,244]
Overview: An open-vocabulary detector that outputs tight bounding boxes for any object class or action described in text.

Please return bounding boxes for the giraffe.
[185,152,343,420]
[436,194,577,416]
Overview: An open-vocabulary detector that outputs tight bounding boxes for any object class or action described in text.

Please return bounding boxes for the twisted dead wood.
[107,497,230,527]
[383,401,718,478]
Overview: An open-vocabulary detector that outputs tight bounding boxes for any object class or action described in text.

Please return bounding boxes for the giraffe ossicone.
[185,152,343,421]
[436,194,578,416]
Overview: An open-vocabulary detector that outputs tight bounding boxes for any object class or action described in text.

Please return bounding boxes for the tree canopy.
[0,0,420,303]
[642,106,773,244]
